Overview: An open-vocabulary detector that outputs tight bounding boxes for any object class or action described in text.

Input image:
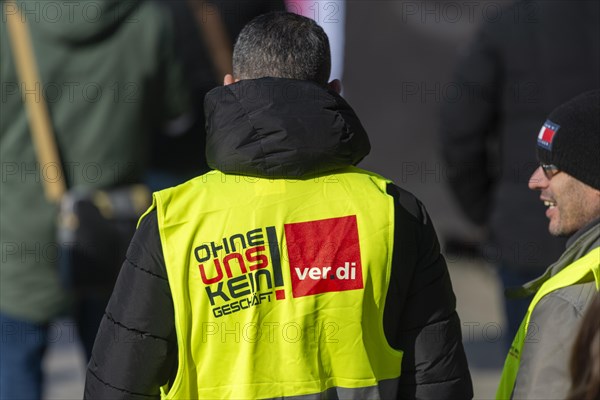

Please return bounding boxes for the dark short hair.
[232,12,331,86]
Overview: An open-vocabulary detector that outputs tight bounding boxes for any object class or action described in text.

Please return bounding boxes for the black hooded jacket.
[85,78,472,399]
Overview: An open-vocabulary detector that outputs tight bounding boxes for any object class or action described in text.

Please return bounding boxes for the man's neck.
[566,217,600,249]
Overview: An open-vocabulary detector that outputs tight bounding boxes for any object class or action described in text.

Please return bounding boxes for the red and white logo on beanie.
[537,120,560,150]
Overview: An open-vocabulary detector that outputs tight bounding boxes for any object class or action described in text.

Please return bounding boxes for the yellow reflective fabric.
[496,247,600,399]
[153,167,403,399]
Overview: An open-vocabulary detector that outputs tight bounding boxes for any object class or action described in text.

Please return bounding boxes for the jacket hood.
[204,78,371,178]
[24,0,141,44]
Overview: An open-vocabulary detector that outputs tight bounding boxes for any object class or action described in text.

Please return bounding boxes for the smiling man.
[497,90,600,400]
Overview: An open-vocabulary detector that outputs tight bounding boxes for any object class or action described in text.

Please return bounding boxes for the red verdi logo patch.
[284,215,364,298]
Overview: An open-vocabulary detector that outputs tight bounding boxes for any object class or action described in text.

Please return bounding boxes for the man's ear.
[224,74,236,85]
[328,79,342,94]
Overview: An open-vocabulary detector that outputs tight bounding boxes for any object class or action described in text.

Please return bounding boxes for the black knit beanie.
[536,90,600,190]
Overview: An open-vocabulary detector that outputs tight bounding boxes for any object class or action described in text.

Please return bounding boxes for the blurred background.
[3,0,598,398]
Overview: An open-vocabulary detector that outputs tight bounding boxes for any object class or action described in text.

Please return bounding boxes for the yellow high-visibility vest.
[146,167,403,399]
[496,247,600,399]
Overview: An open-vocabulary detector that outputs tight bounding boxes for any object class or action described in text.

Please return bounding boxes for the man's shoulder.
[336,167,427,224]
[538,281,598,318]
[385,183,426,225]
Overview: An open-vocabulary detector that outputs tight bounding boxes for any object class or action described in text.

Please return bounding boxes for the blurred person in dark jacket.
[0,1,188,398]
[85,11,473,399]
[440,0,599,346]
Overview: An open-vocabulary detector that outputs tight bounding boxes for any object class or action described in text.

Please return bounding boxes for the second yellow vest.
[496,247,600,399]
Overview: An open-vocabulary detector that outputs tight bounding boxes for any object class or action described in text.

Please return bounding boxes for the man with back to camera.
[84,12,473,399]
[497,90,600,399]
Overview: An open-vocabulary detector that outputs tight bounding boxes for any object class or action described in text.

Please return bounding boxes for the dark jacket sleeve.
[439,22,500,226]
[84,210,176,399]
[384,184,473,399]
